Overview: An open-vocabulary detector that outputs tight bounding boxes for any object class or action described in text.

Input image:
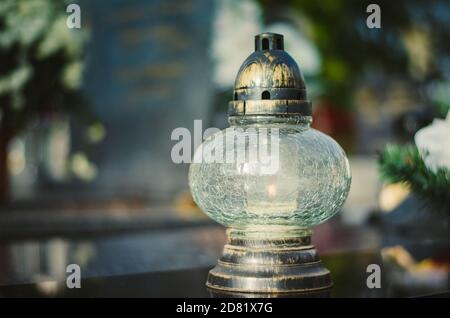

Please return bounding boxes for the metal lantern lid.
[228,33,312,117]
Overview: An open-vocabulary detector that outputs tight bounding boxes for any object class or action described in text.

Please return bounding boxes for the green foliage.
[0,0,91,138]
[433,97,450,119]
[379,144,450,213]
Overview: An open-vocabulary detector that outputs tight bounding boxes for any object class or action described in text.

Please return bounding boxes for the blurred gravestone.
[80,0,214,202]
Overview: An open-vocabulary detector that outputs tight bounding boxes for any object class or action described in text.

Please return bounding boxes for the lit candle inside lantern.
[267,183,277,200]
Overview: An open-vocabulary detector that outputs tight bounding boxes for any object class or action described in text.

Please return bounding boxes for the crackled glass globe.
[189,32,351,233]
[193,33,351,294]
[189,115,351,229]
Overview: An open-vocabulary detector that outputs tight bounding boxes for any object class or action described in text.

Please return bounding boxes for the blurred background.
[0,0,449,297]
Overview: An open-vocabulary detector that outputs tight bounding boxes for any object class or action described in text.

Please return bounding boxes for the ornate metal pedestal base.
[206,228,332,294]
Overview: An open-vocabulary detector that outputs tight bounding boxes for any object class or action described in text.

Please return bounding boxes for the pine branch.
[378,144,450,214]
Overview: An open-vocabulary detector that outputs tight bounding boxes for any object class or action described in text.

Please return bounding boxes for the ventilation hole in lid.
[262,38,269,50]
[262,90,270,100]
[276,38,283,50]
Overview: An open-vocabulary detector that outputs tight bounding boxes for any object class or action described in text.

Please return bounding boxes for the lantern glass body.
[189,116,351,232]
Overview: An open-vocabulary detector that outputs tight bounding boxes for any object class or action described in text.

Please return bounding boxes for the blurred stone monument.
[80,0,215,202]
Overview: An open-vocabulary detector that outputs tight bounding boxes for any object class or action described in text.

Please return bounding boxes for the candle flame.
[267,184,277,199]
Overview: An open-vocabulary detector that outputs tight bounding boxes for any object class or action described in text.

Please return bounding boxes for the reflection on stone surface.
[0,221,448,297]
[0,226,225,286]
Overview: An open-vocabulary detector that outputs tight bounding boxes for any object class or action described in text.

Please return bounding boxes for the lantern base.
[206,227,332,294]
